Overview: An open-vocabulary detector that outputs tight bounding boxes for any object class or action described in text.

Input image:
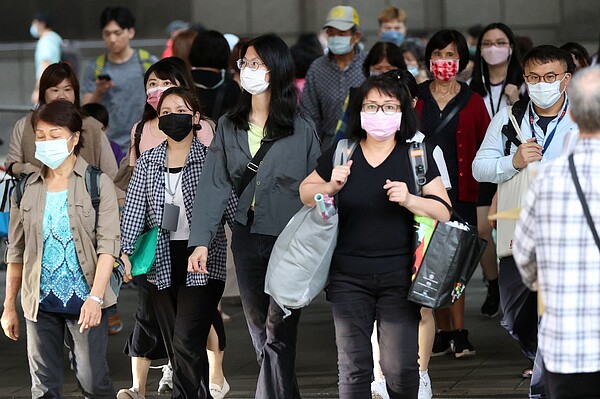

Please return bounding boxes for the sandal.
[522,368,533,378]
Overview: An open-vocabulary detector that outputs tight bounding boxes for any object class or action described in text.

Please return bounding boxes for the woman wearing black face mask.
[120,87,236,399]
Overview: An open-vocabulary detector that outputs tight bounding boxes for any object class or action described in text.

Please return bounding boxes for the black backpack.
[501,98,528,156]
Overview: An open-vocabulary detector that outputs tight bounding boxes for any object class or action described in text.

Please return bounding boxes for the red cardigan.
[416,89,490,203]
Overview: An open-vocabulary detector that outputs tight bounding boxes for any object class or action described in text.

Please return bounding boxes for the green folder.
[130,226,159,276]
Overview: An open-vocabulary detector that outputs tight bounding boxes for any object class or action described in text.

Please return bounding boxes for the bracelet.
[87,295,104,306]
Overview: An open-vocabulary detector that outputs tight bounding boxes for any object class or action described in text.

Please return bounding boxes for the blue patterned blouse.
[39,190,89,314]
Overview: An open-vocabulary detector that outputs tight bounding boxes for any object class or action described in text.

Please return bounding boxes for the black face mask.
[158,113,193,142]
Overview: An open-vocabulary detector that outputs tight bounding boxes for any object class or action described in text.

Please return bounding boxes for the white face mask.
[240,68,270,95]
[35,136,74,170]
[527,76,566,109]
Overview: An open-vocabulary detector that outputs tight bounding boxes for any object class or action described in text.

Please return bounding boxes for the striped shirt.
[514,138,600,374]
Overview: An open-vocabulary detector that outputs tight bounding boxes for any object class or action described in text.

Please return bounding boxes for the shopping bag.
[409,198,487,308]
[130,226,159,276]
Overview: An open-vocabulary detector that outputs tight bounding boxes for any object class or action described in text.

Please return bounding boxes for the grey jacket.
[189,113,321,247]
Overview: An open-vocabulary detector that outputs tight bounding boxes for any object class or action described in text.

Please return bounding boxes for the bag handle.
[569,154,600,250]
[423,194,469,226]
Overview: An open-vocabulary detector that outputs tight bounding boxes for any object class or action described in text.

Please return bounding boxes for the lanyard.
[164,150,187,202]
[487,83,504,117]
[528,98,569,155]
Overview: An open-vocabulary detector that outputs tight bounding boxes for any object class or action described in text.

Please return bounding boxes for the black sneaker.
[452,329,476,358]
[480,282,500,317]
[431,331,453,357]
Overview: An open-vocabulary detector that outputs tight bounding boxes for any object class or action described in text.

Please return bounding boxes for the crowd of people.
[1,3,599,399]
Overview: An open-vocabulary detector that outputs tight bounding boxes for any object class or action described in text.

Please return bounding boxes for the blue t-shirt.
[35,31,62,78]
[39,190,89,314]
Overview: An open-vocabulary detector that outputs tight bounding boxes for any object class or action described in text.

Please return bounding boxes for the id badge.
[162,203,180,231]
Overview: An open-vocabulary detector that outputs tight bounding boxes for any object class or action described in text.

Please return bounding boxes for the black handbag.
[408,195,487,308]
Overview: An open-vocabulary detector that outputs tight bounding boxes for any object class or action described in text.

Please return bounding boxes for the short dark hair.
[32,12,52,28]
[189,30,231,69]
[100,6,135,30]
[560,42,591,69]
[31,100,85,155]
[523,45,575,74]
[290,33,323,79]
[38,62,81,107]
[425,29,470,73]
[399,39,425,66]
[81,103,109,128]
[347,72,419,142]
[157,87,203,133]
[363,41,406,77]
[228,34,297,139]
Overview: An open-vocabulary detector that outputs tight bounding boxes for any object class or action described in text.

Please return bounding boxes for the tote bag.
[130,226,159,276]
[264,139,357,318]
[496,107,530,258]
[409,197,487,308]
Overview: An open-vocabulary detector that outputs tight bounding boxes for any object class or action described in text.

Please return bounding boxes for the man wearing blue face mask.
[300,5,366,151]
[472,45,578,399]
[378,6,407,47]
[29,12,63,105]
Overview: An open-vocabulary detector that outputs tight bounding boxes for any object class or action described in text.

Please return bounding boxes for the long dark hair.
[347,72,419,142]
[228,34,297,139]
[362,41,406,77]
[470,23,523,102]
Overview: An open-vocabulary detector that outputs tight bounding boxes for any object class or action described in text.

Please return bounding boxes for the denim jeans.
[498,256,545,398]
[26,310,114,399]
[231,215,302,399]
[327,268,420,399]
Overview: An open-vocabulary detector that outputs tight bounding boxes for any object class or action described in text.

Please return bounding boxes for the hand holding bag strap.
[569,153,600,250]
[237,139,276,197]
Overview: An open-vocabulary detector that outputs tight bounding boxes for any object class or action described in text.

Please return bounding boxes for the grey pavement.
[0,267,531,399]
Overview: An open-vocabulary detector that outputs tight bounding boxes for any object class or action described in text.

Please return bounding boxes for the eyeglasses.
[523,71,568,84]
[361,103,401,115]
[236,58,267,71]
[481,40,510,48]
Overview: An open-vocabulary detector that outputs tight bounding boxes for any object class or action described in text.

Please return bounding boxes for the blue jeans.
[327,268,420,399]
[26,310,114,399]
[231,215,302,399]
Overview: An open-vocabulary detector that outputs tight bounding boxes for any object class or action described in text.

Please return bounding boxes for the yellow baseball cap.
[323,6,360,31]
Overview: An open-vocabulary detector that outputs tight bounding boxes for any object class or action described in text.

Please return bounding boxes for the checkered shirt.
[121,138,237,289]
[513,138,600,374]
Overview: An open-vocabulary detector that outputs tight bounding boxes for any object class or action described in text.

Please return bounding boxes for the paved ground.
[0,267,532,399]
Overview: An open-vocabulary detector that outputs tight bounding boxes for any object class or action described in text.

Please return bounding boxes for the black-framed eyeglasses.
[524,71,568,84]
[361,103,401,115]
[236,58,266,71]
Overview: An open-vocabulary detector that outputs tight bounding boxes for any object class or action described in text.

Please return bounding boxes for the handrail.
[0,105,32,113]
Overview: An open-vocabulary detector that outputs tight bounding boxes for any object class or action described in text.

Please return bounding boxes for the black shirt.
[191,70,241,121]
[316,140,440,274]
[536,115,555,134]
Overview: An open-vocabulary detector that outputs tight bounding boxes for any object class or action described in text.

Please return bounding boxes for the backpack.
[13,165,124,297]
[501,98,528,156]
[61,39,82,75]
[94,48,153,79]
[408,141,428,196]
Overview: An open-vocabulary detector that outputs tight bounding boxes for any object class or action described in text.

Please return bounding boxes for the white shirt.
[165,169,190,240]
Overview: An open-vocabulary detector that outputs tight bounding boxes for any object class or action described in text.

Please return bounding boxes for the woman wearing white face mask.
[416,29,490,360]
[188,34,320,399]
[1,100,120,398]
[300,73,451,398]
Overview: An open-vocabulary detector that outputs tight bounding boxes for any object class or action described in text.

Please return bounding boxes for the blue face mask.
[30,24,39,39]
[328,36,353,55]
[407,65,420,77]
[380,30,405,46]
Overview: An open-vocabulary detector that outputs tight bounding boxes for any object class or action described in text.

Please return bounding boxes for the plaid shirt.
[121,138,237,289]
[514,138,600,374]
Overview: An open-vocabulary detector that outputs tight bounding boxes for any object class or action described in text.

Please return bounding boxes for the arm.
[299,162,353,207]
[512,178,539,290]
[81,62,114,105]
[78,253,114,333]
[383,177,452,222]
[94,125,118,179]
[120,156,150,256]
[4,117,39,177]
[1,263,23,340]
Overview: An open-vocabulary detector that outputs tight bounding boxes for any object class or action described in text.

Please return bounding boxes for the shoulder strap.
[569,154,600,250]
[94,54,107,79]
[237,140,276,197]
[14,173,34,209]
[332,139,358,167]
[137,49,153,74]
[408,141,428,196]
[134,121,145,159]
[501,98,527,156]
[428,91,472,140]
[85,165,102,229]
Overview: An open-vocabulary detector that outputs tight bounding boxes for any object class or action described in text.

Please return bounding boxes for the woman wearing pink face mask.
[415,29,490,362]
[300,72,451,398]
[469,23,524,323]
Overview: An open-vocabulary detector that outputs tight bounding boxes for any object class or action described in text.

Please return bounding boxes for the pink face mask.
[481,46,511,66]
[146,86,170,110]
[429,59,459,81]
[360,111,402,141]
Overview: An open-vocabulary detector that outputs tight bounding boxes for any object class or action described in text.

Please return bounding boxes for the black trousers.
[150,240,225,399]
[544,368,600,399]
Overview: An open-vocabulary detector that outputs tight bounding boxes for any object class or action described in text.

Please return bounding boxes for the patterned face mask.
[429,59,459,81]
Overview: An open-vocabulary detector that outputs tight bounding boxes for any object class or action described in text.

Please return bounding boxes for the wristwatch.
[87,295,104,306]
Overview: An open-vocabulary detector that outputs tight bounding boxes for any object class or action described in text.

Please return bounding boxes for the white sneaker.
[157,363,173,394]
[418,370,433,399]
[209,378,230,399]
[117,388,145,399]
[371,378,390,399]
